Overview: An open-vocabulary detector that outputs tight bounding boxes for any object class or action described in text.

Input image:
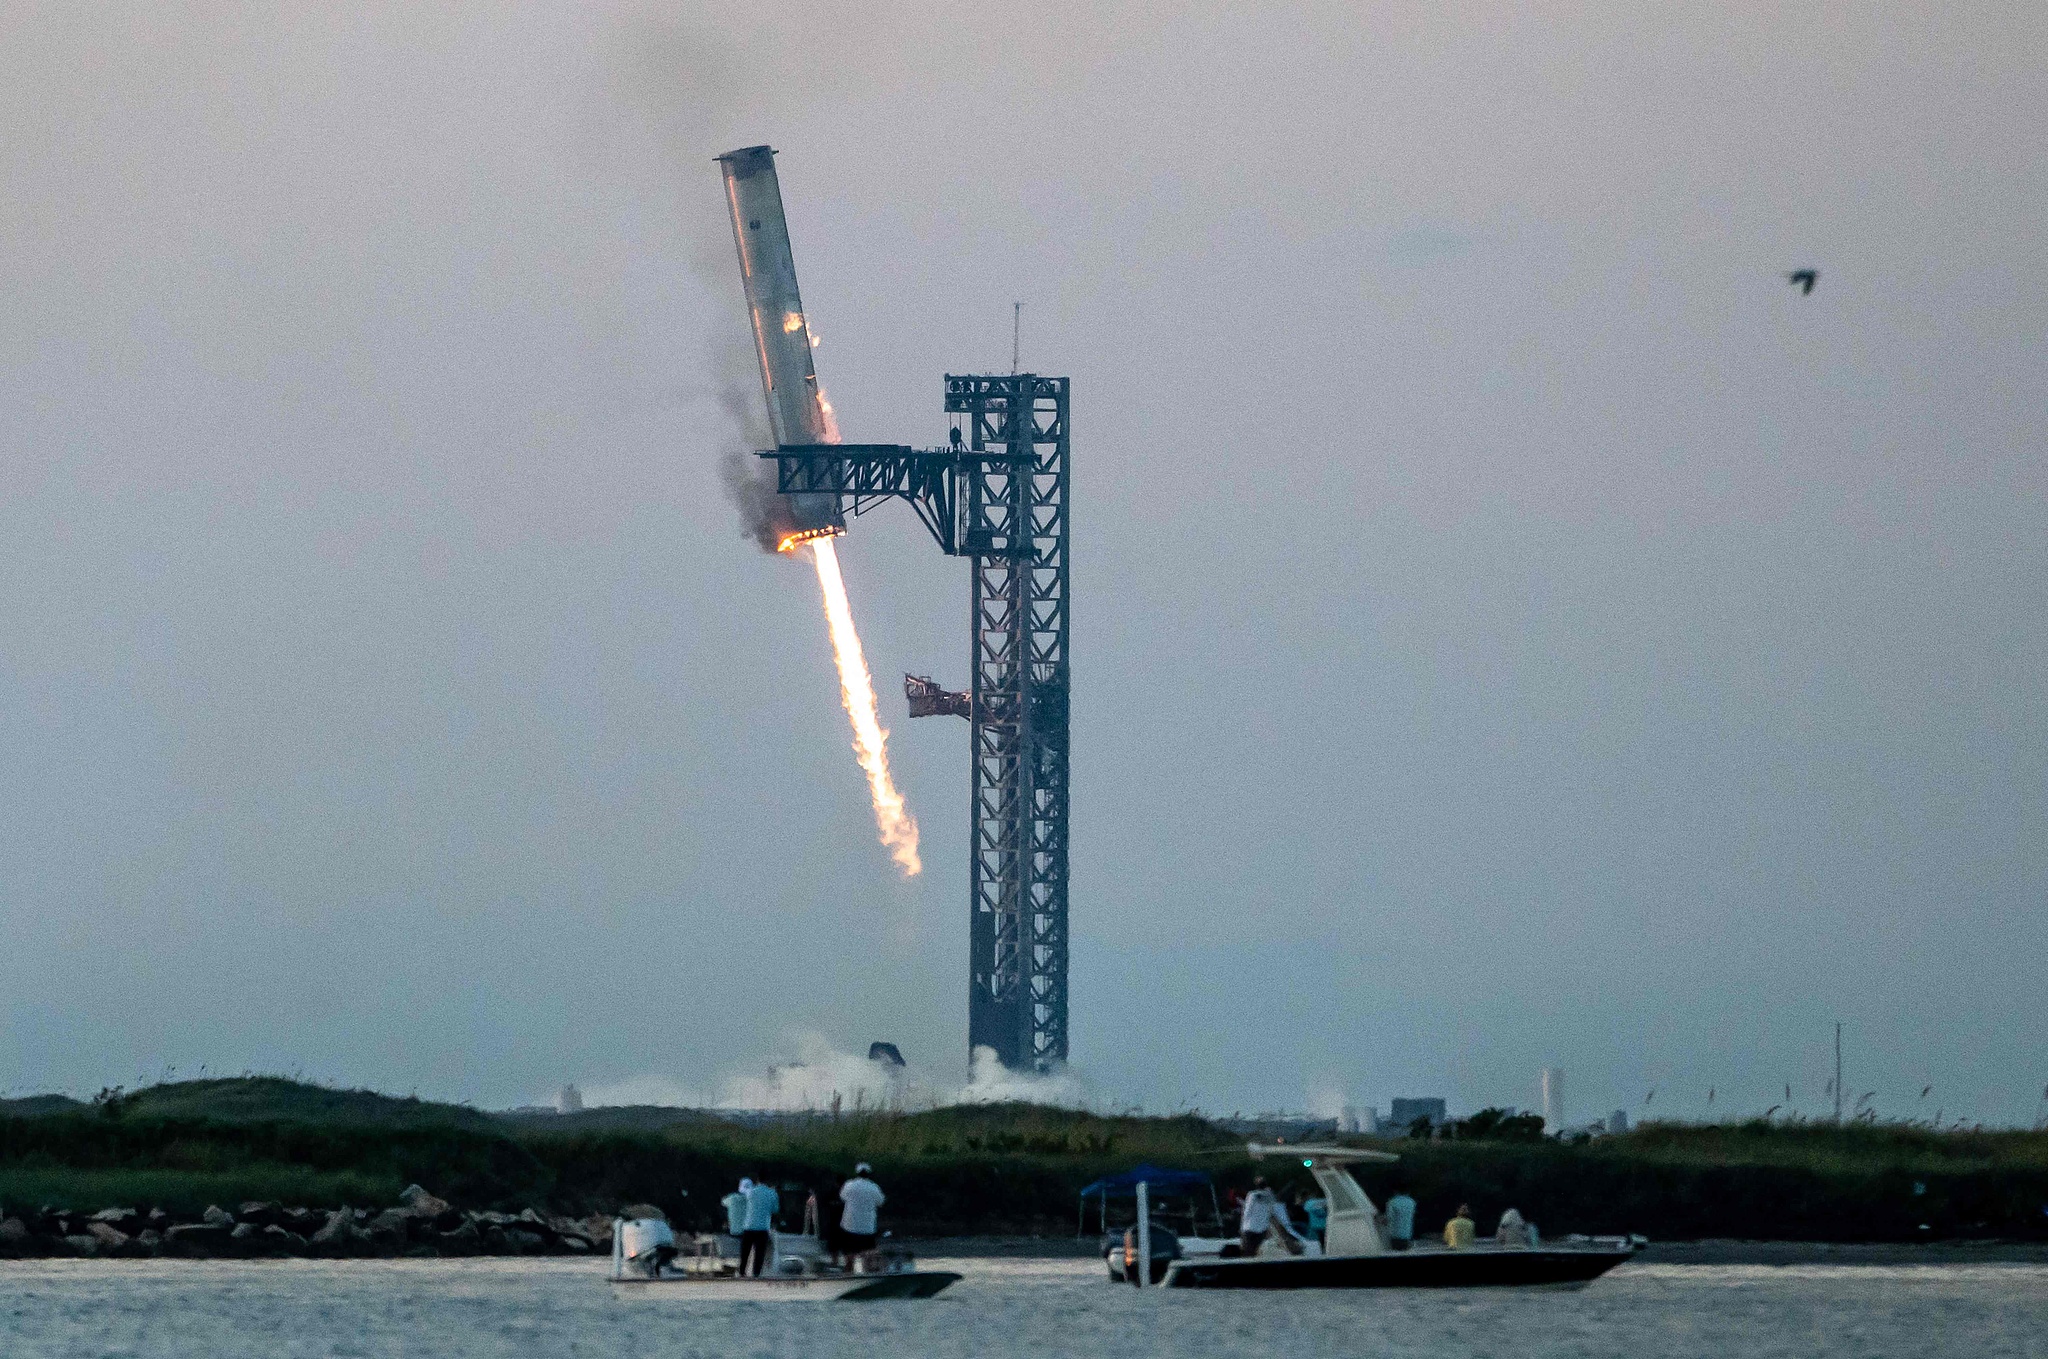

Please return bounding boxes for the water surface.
[2,1257,2043,1357]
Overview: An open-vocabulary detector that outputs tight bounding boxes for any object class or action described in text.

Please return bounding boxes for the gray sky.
[2,1,2043,1125]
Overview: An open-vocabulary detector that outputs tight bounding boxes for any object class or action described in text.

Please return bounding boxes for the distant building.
[867,1042,907,1067]
[1390,1097,1447,1132]
[1540,1067,1564,1132]
[1608,1108,1628,1133]
[557,1084,583,1114]
[1340,1105,1380,1134]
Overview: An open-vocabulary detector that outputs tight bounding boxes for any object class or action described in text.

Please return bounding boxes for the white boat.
[1137,1145,1639,1291]
[606,1218,959,1301]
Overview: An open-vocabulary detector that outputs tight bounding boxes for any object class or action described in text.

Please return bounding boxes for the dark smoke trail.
[712,365,793,554]
[720,448,796,553]
[599,15,798,556]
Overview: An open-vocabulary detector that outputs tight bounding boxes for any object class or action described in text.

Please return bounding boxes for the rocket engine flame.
[808,535,921,876]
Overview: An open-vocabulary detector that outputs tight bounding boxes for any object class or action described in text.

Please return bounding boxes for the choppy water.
[2,1257,2044,1358]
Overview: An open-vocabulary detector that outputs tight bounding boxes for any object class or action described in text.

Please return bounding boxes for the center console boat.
[607,1218,959,1301]
[1135,1145,1639,1291]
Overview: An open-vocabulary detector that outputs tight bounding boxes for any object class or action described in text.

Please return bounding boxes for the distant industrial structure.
[1540,1067,1564,1131]
[1389,1097,1448,1133]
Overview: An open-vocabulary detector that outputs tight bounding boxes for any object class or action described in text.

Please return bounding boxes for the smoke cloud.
[579,1035,1088,1112]
[719,449,797,553]
[601,11,797,553]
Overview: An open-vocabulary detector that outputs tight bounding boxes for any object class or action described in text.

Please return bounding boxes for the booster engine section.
[717,144,844,548]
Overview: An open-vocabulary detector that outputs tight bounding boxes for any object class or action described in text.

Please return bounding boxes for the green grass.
[4,1079,2045,1241]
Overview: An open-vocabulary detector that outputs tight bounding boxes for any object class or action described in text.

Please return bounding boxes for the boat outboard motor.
[618,1218,678,1277]
[1113,1220,1182,1286]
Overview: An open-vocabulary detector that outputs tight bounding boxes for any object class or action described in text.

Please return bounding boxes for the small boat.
[606,1218,960,1301]
[1151,1145,1639,1291]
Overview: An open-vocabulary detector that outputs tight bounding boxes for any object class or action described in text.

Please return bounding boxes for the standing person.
[739,1176,780,1277]
[1237,1176,1274,1256]
[1444,1202,1477,1249]
[1236,1176,1302,1256]
[722,1179,751,1240]
[1304,1192,1329,1247]
[837,1162,887,1267]
[1383,1186,1417,1251]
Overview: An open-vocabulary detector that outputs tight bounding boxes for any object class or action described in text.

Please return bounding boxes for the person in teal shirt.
[739,1178,780,1276]
[722,1179,751,1236]
[1384,1189,1417,1251]
[1305,1195,1329,1246]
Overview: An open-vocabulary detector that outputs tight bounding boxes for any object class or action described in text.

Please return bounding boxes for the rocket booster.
[716,145,843,543]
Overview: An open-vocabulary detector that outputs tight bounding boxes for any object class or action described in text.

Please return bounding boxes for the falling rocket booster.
[716,144,843,547]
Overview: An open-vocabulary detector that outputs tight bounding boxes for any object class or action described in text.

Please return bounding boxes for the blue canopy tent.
[1077,1164,1222,1237]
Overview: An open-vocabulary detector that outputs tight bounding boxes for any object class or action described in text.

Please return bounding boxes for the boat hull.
[611,1270,960,1302]
[1163,1247,1633,1291]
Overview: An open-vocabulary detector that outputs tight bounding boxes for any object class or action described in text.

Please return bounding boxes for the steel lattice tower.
[949,375,1070,1072]
[757,375,1071,1073]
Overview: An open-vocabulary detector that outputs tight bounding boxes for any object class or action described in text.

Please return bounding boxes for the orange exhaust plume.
[809,535,921,876]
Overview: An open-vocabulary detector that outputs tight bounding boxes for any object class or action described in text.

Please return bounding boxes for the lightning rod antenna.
[1012,301,1021,374]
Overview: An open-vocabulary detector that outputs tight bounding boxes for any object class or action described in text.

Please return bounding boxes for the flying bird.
[1788,269,1819,295]
[1921,1085,1934,1099]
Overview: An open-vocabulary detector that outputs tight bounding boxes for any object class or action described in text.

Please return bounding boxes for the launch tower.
[759,379,1071,1073]
[723,145,1071,1074]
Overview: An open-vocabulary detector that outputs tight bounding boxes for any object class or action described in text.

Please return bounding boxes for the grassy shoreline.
[5,1079,2045,1243]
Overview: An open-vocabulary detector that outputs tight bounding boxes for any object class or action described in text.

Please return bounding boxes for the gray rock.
[398,1185,453,1219]
[0,1218,28,1245]
[434,1221,481,1257]
[91,1206,140,1229]
[229,1222,268,1254]
[620,1203,666,1222]
[135,1229,163,1253]
[501,1228,545,1254]
[64,1234,102,1257]
[262,1225,308,1254]
[560,1236,591,1253]
[363,1225,407,1254]
[164,1223,232,1257]
[308,1208,354,1251]
[236,1201,283,1228]
[201,1205,235,1227]
[87,1222,130,1251]
[366,1207,412,1235]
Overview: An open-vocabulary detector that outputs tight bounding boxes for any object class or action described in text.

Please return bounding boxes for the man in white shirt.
[836,1163,887,1266]
[1237,1177,1305,1258]
[1238,1176,1276,1256]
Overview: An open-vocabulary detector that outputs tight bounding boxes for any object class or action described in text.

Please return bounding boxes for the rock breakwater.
[0,1184,619,1260]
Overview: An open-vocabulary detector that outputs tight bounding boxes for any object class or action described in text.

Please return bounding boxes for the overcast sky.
[2,1,2043,1126]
